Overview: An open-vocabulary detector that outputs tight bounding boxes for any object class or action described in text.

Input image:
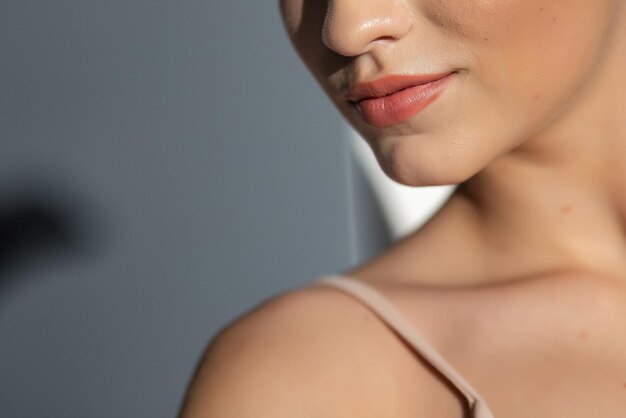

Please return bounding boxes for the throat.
[449,154,626,285]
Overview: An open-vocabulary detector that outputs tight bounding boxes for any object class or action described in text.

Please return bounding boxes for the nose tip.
[321,1,412,57]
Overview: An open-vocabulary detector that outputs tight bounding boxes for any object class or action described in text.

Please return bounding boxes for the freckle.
[540,7,544,11]
[561,205,572,214]
[483,37,489,41]
[552,17,557,22]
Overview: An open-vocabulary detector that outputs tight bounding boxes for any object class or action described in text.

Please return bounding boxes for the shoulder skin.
[175,284,455,418]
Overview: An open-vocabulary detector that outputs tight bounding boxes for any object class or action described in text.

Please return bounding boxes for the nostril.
[371,36,397,45]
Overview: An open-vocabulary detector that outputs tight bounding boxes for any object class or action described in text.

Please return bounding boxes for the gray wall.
[0,2,385,417]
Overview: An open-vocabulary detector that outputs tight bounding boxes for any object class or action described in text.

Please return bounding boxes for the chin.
[367,131,490,188]
[374,148,482,187]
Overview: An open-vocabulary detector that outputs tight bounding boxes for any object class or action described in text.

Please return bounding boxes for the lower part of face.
[281,0,625,186]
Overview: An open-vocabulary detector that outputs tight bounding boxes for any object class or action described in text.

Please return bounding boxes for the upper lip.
[345,71,454,103]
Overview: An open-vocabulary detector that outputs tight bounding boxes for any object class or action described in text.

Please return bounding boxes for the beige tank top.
[307,274,495,418]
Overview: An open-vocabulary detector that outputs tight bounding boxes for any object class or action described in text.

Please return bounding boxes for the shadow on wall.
[0,179,106,295]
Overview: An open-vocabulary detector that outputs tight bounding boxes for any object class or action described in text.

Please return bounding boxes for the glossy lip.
[346,72,456,128]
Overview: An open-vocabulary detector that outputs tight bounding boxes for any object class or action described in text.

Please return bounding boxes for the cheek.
[428,0,618,133]
[282,1,349,91]
[280,0,324,64]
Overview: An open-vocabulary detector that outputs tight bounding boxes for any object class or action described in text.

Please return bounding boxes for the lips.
[345,72,455,128]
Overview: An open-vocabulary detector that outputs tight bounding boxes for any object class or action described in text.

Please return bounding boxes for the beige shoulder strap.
[308,275,495,418]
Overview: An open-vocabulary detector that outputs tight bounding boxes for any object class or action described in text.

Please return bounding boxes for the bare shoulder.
[176,283,461,418]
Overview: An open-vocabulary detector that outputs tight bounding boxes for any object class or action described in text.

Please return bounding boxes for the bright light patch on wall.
[348,127,455,241]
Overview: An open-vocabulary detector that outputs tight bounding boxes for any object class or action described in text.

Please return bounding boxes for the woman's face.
[278,0,624,186]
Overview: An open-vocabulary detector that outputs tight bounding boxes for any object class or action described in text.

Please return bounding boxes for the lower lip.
[353,73,455,128]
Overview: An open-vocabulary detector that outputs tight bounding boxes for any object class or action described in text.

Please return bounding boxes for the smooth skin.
[178,1,626,416]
